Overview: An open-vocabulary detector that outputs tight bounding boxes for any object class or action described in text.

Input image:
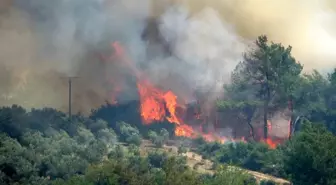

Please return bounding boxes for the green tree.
[160,128,170,143]
[259,179,276,185]
[292,71,328,122]
[148,130,161,147]
[204,165,257,185]
[116,122,142,146]
[0,105,28,139]
[283,123,336,185]
[178,146,188,155]
[52,175,92,185]
[0,134,44,185]
[97,128,118,148]
[322,69,336,133]
[148,128,169,147]
[162,156,202,185]
[230,35,303,139]
[290,69,336,134]
[148,150,168,168]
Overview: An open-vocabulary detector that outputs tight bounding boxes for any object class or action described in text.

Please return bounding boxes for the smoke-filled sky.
[0,0,335,113]
[172,0,336,70]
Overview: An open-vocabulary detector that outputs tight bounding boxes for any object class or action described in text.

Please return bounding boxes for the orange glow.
[175,124,195,138]
[136,78,230,143]
[163,91,181,124]
[109,41,206,140]
[137,81,166,124]
[264,138,277,149]
[263,137,283,149]
[103,41,285,148]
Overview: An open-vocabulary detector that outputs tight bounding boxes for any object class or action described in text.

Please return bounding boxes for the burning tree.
[93,33,309,148]
[96,40,238,144]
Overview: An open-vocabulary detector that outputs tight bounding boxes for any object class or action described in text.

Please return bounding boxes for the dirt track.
[140,140,291,185]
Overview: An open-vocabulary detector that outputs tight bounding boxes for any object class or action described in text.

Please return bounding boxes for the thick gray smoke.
[0,0,244,113]
[3,0,335,116]
[2,0,334,140]
[168,0,336,71]
[0,0,144,111]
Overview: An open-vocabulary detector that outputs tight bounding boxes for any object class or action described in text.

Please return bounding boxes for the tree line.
[219,35,336,140]
[1,35,336,185]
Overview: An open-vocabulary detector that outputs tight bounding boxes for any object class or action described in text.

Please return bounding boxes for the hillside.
[139,140,291,185]
[1,105,336,184]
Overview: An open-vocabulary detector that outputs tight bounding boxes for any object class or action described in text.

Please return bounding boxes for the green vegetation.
[2,105,336,185]
[1,35,336,185]
[147,129,169,147]
[226,35,303,139]
[0,106,259,185]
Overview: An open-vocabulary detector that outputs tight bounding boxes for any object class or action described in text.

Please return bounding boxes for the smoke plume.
[0,0,335,113]
[167,0,336,70]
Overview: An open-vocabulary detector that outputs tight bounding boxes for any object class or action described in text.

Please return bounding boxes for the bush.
[178,146,188,154]
[0,106,115,184]
[116,122,142,146]
[148,128,169,147]
[197,141,285,178]
[96,128,118,148]
[204,165,258,185]
[259,180,276,185]
[148,150,168,168]
[283,123,336,185]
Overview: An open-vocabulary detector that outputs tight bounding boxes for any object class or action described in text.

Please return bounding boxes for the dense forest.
[1,36,336,185]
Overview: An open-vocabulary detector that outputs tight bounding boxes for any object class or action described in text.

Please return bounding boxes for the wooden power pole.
[66,76,78,122]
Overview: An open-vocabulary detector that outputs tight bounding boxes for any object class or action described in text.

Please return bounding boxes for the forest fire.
[136,75,230,143]
[102,41,282,148]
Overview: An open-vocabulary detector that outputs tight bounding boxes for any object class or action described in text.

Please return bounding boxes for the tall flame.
[137,81,166,124]
[104,41,284,148]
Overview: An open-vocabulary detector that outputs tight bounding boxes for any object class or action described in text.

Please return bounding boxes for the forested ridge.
[1,36,336,185]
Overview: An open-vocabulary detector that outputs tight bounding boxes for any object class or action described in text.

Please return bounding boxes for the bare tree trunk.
[245,106,256,140]
[263,104,268,140]
[263,82,271,140]
[288,96,294,138]
[247,116,255,140]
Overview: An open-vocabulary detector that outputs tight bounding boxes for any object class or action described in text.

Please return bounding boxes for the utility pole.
[65,76,78,122]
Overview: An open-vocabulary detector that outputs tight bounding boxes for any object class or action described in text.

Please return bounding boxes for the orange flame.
[263,120,281,149]
[136,79,230,143]
[109,41,202,139]
[175,124,195,138]
[137,81,166,124]
[264,138,277,149]
[163,91,181,124]
[105,41,283,148]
